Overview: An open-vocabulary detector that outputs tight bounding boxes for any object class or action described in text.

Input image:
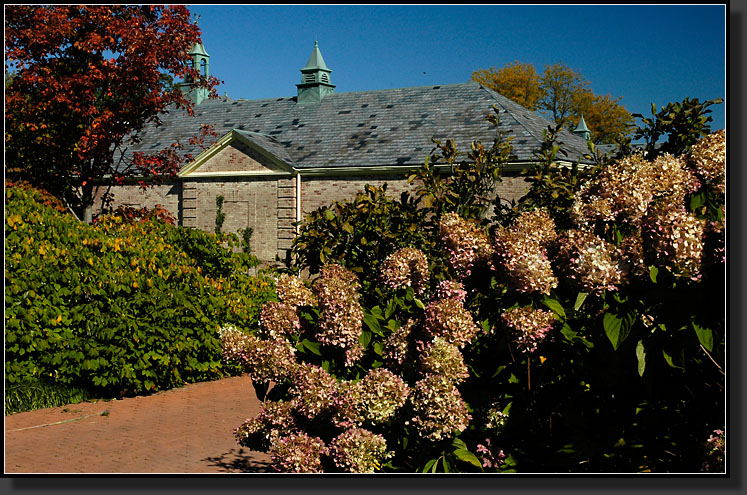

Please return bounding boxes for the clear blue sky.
[188,4,727,132]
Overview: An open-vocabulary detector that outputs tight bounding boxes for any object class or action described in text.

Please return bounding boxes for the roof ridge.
[476,84,546,151]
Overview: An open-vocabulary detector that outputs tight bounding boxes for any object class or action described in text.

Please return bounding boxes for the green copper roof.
[573,114,591,140]
[189,42,209,58]
[301,41,329,70]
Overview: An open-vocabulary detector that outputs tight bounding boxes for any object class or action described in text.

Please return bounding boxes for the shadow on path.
[202,447,273,473]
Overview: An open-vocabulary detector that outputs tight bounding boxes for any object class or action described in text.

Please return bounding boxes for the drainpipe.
[296,172,302,233]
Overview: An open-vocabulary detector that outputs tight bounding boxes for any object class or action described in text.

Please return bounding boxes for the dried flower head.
[268,431,328,473]
[476,437,506,470]
[423,298,480,348]
[312,264,364,364]
[289,363,339,419]
[218,325,254,367]
[275,273,316,307]
[333,368,410,427]
[434,280,467,303]
[439,212,495,278]
[642,203,705,279]
[554,229,627,292]
[382,319,415,368]
[493,226,558,295]
[234,400,298,452]
[419,337,469,383]
[380,247,430,294]
[258,301,300,340]
[701,428,725,473]
[646,154,701,204]
[328,427,393,473]
[686,129,726,195]
[501,306,556,354]
[244,335,299,385]
[409,374,471,441]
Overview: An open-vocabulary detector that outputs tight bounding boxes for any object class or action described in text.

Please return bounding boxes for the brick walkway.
[4,375,272,474]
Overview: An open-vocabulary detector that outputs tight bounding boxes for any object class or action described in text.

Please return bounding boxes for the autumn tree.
[472,61,633,144]
[472,61,544,111]
[5,5,219,222]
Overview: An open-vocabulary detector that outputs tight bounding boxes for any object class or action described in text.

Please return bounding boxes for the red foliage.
[5,5,221,215]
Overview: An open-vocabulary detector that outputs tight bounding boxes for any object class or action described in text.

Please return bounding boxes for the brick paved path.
[4,375,272,474]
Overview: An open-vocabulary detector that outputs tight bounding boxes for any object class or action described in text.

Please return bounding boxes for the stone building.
[103,41,593,263]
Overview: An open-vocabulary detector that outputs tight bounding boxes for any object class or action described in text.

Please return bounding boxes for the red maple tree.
[5,5,220,222]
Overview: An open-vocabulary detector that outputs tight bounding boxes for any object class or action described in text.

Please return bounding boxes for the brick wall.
[94,183,181,220]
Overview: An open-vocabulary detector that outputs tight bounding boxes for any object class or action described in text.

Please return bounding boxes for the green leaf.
[662,347,685,370]
[359,330,372,349]
[692,321,714,352]
[542,296,566,319]
[603,312,627,350]
[414,297,426,310]
[301,339,322,356]
[649,266,658,284]
[453,449,482,469]
[573,292,588,311]
[363,313,382,335]
[636,340,646,377]
[422,458,438,473]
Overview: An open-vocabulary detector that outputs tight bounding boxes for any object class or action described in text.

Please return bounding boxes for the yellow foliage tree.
[472,61,633,144]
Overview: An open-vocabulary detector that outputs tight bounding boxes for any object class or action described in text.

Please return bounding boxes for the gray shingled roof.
[119,82,592,172]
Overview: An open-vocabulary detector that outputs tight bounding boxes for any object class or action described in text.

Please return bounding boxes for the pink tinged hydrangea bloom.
[234,400,298,452]
[258,301,300,340]
[571,154,654,226]
[493,228,558,295]
[554,229,627,293]
[289,363,339,419]
[268,431,328,473]
[423,298,480,348]
[333,368,410,427]
[382,319,415,367]
[642,203,706,280]
[501,306,556,354]
[476,437,506,469]
[701,428,725,473]
[380,247,430,294]
[439,212,495,278]
[646,154,701,204]
[218,325,253,367]
[275,273,316,307]
[434,280,467,304]
[328,427,393,473]
[409,374,471,441]
[243,335,300,385]
[419,337,469,383]
[686,129,726,195]
[312,264,364,365]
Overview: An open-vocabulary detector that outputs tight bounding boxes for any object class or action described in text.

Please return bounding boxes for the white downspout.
[296,172,302,233]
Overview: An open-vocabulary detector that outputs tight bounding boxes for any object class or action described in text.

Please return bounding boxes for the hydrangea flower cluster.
[686,129,726,195]
[570,155,654,226]
[641,203,705,279]
[244,335,299,385]
[439,212,494,278]
[333,368,410,427]
[419,337,469,384]
[647,153,701,205]
[423,298,480,348]
[288,362,340,419]
[484,404,509,432]
[234,400,297,452]
[434,279,467,303]
[701,428,725,473]
[258,301,300,340]
[312,264,365,366]
[409,374,472,441]
[553,229,627,293]
[382,319,414,367]
[275,273,316,307]
[217,325,253,367]
[493,210,558,295]
[328,427,393,473]
[476,437,506,469]
[379,247,429,294]
[501,306,556,354]
[268,431,328,473]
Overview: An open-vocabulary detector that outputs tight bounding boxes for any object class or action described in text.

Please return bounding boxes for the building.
[102,42,593,263]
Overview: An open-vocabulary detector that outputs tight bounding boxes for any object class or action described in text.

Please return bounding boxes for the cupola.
[296,41,335,104]
[178,42,210,105]
[573,114,591,141]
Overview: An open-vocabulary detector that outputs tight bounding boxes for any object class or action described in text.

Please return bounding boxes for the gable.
[179,129,295,178]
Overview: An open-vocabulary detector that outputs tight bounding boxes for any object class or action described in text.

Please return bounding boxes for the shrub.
[5,184,275,399]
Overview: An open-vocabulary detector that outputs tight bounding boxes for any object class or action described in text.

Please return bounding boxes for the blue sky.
[188,4,727,132]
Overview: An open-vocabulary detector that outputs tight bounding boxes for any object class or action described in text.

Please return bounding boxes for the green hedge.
[5,184,275,399]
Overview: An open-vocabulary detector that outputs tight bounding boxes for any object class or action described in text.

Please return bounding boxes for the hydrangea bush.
[222,118,724,472]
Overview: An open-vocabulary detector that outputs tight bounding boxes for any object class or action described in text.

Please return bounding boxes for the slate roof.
[120,82,593,173]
